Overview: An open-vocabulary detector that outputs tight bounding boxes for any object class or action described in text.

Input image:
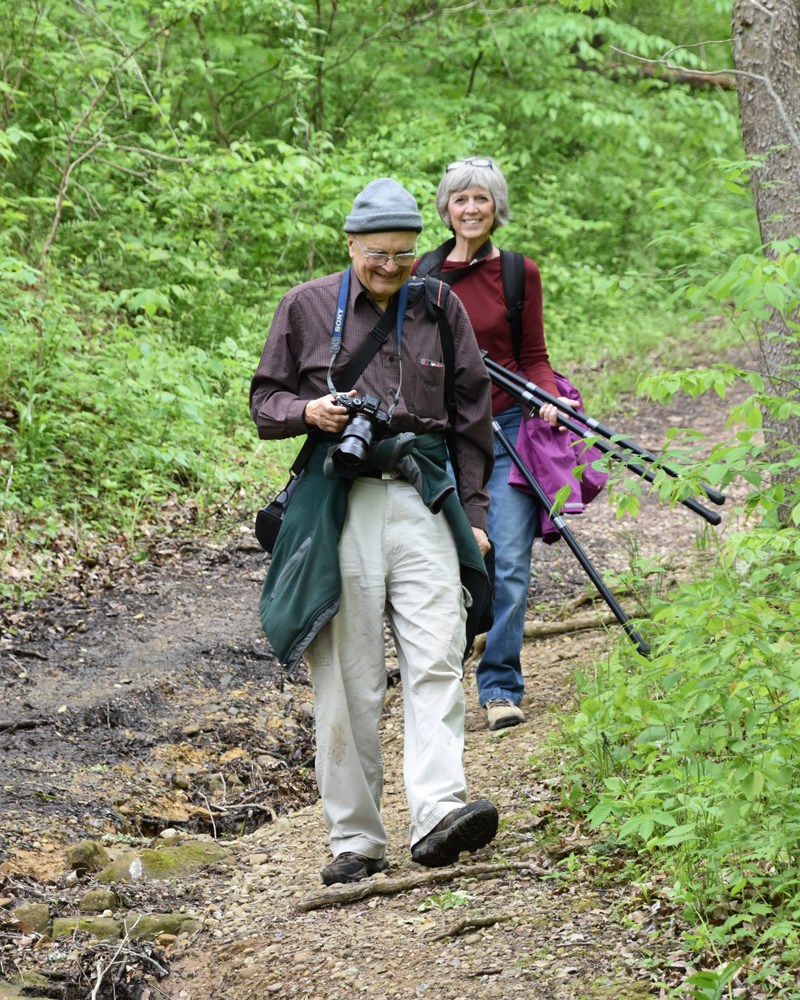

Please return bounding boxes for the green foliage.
[550,151,800,981]
[0,0,749,600]
[684,963,745,1000]
[558,392,800,978]
[0,273,280,595]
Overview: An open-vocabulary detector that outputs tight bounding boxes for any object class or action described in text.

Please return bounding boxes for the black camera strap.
[414,237,494,285]
[415,241,527,363]
[336,297,399,393]
[414,276,462,492]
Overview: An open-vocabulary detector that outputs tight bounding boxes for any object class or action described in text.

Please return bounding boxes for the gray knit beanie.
[344,178,423,234]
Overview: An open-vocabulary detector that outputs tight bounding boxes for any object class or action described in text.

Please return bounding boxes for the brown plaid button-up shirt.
[250,270,494,531]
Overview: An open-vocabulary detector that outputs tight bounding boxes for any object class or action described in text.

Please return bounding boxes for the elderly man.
[250,177,498,886]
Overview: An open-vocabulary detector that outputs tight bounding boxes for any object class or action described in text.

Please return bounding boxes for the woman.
[415,156,574,732]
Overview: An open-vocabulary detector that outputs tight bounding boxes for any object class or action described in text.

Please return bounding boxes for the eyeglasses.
[352,236,417,268]
[446,157,494,171]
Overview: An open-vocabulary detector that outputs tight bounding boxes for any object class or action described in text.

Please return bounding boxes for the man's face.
[347,231,418,307]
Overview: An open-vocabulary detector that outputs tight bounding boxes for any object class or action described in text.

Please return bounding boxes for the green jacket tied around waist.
[260,432,492,671]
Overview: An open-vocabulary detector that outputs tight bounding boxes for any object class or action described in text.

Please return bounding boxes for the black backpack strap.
[288,434,317,476]
[426,278,456,421]
[418,276,461,491]
[414,240,455,280]
[416,238,493,289]
[499,249,526,364]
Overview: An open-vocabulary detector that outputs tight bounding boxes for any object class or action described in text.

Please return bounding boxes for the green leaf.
[741,769,765,801]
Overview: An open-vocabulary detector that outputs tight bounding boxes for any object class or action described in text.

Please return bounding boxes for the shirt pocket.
[414,357,445,417]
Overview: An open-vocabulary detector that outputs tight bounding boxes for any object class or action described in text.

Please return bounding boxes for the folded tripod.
[485,357,728,657]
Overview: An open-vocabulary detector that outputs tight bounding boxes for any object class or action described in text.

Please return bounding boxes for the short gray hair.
[435,157,510,232]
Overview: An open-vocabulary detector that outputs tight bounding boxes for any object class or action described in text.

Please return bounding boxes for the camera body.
[329,393,390,477]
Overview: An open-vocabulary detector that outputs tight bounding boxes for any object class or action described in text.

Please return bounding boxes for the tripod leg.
[493,421,650,657]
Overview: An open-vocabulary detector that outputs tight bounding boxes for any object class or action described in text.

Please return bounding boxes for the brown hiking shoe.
[485,699,525,731]
[321,852,389,886]
[410,799,499,867]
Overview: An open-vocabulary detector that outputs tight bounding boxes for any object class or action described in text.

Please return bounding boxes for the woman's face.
[447,186,495,242]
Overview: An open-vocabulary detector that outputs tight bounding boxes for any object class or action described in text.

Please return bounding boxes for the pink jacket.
[508,373,608,543]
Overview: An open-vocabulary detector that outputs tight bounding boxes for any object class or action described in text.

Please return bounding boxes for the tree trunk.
[732,0,800,505]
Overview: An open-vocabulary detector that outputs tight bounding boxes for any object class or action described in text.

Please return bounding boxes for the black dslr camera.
[328,393,390,477]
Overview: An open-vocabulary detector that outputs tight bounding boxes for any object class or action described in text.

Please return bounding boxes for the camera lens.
[331,414,374,477]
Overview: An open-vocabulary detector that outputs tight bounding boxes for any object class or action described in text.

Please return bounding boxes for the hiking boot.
[485,699,525,731]
[321,852,389,886]
[411,799,499,868]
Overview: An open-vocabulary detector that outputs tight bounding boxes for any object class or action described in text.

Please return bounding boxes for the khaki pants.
[305,476,469,859]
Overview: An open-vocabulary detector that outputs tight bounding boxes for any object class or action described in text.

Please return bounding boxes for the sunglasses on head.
[445,157,494,172]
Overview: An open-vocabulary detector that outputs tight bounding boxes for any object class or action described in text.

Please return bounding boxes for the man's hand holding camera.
[303,389,358,432]
[303,390,491,558]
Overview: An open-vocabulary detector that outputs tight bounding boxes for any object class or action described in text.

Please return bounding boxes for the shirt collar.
[349,269,403,316]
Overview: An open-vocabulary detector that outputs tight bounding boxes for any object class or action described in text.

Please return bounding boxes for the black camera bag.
[255,437,315,553]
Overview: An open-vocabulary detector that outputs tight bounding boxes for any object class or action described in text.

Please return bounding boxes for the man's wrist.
[463,503,489,534]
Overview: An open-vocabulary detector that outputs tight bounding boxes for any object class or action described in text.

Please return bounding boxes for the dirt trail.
[0,359,753,999]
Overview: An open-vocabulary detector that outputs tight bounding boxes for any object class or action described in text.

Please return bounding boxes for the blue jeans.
[477,407,539,708]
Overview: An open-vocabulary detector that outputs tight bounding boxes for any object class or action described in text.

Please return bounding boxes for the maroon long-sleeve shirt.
[435,254,559,414]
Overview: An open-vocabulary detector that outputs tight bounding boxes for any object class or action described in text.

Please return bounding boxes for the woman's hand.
[538,396,577,430]
[303,390,357,432]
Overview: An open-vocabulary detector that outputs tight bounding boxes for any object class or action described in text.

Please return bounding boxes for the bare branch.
[322,11,442,74]
[296,860,552,913]
[0,719,50,733]
[70,179,104,217]
[227,91,294,134]
[478,0,512,79]
[72,0,180,144]
[89,918,141,1000]
[70,139,195,163]
[658,38,735,62]
[199,792,217,839]
[430,913,512,941]
[609,45,800,155]
[38,102,113,274]
[609,60,736,91]
[466,50,484,97]
[44,160,105,215]
[88,154,164,190]
[0,3,43,129]
[191,12,230,148]
[468,611,622,658]
[218,66,281,104]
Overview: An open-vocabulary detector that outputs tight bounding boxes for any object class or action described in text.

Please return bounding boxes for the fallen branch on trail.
[429,913,512,941]
[523,612,620,638]
[468,609,625,657]
[295,860,552,913]
[561,592,598,614]
[0,719,51,733]
[8,647,49,661]
[562,589,637,615]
